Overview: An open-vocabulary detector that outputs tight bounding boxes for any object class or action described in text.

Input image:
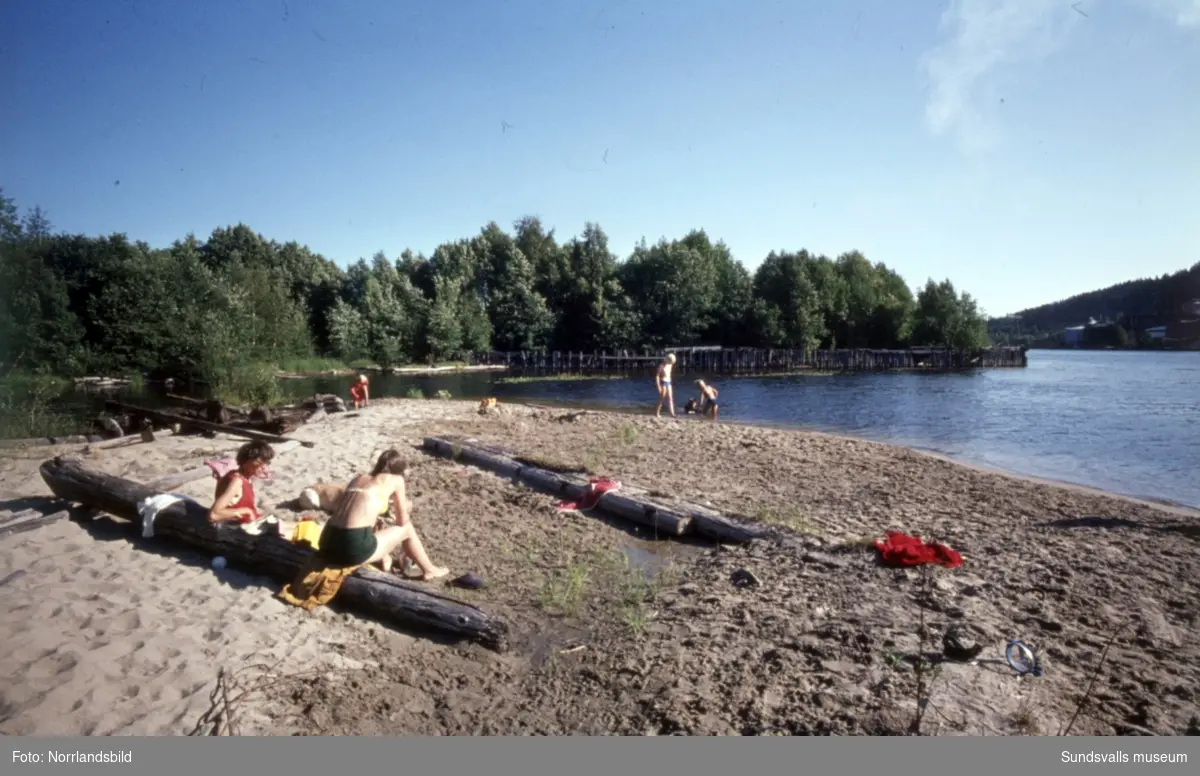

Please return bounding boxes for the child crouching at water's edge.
[208,441,275,524]
[695,379,719,422]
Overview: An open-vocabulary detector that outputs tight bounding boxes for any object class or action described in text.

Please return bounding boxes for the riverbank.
[1,399,1197,736]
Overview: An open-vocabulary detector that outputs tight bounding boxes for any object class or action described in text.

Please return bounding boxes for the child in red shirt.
[350,374,370,409]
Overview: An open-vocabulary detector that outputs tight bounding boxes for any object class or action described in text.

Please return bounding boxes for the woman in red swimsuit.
[208,441,275,524]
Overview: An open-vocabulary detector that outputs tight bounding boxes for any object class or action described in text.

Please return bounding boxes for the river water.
[51,350,1200,509]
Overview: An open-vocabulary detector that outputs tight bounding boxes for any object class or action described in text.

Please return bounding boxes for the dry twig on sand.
[188,659,323,736]
[1057,623,1131,737]
[909,566,936,735]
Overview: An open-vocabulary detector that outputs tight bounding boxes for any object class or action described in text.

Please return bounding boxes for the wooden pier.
[469,345,1027,375]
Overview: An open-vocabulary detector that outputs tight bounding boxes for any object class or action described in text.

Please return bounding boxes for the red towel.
[874,531,963,568]
[556,478,621,512]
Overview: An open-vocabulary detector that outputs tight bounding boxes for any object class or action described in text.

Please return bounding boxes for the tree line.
[0,186,991,385]
[988,262,1200,347]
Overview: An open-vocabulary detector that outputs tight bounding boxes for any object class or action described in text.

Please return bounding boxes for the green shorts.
[318,524,378,566]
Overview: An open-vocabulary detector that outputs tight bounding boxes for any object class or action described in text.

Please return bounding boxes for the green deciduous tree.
[911,279,989,351]
[752,251,824,350]
[0,186,1005,381]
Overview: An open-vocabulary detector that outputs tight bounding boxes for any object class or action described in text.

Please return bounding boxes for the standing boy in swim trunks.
[655,353,677,418]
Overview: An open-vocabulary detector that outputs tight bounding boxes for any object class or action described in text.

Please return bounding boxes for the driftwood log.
[299,394,347,413]
[678,502,773,543]
[0,498,71,538]
[164,395,331,431]
[161,394,239,422]
[230,411,307,437]
[422,436,768,544]
[422,436,695,537]
[166,393,249,418]
[0,434,107,449]
[105,401,315,448]
[39,456,508,650]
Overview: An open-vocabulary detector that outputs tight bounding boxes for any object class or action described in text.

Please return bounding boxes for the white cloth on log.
[137,493,201,538]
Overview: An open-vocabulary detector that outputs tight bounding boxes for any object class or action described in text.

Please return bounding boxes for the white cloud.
[1151,0,1200,25]
[921,0,1199,150]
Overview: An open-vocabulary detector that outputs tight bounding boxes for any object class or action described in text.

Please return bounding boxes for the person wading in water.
[695,378,720,422]
[655,353,677,418]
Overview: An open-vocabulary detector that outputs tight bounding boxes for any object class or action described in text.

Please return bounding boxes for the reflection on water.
[620,539,704,578]
[45,350,1200,509]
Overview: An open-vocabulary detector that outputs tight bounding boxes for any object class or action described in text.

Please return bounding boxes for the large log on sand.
[422,436,695,538]
[39,456,508,650]
[676,502,773,543]
[424,437,525,480]
[422,436,770,543]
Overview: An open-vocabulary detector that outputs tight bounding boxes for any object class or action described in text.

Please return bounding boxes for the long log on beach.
[105,401,315,448]
[39,456,508,650]
[674,502,774,544]
[165,393,250,420]
[421,436,692,537]
[229,413,307,437]
[0,434,106,449]
[423,437,526,479]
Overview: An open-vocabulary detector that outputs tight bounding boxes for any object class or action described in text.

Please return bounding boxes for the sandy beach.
[1,398,1197,736]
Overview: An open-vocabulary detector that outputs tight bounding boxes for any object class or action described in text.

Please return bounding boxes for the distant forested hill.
[989,262,1200,344]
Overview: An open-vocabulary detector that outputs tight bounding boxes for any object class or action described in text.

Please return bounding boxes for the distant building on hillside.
[1063,326,1086,348]
[1184,298,1200,318]
[1124,312,1160,331]
[1145,326,1167,342]
[1166,319,1200,343]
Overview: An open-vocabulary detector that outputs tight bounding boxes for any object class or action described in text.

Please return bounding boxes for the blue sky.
[2,0,1197,317]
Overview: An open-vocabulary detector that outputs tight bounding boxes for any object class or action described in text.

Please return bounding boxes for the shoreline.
[495,396,1200,516]
[8,377,1197,514]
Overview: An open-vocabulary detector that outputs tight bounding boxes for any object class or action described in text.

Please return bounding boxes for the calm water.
[56,350,1200,509]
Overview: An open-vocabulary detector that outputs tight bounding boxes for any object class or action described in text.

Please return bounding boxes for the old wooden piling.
[469,345,1027,375]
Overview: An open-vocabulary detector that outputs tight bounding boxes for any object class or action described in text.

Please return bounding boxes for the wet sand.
[0,398,1196,736]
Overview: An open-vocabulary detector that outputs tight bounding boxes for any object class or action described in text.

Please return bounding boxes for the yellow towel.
[291,519,323,550]
[277,557,364,611]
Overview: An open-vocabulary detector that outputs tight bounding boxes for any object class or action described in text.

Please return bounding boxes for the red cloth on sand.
[874,531,963,568]
[556,478,621,511]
